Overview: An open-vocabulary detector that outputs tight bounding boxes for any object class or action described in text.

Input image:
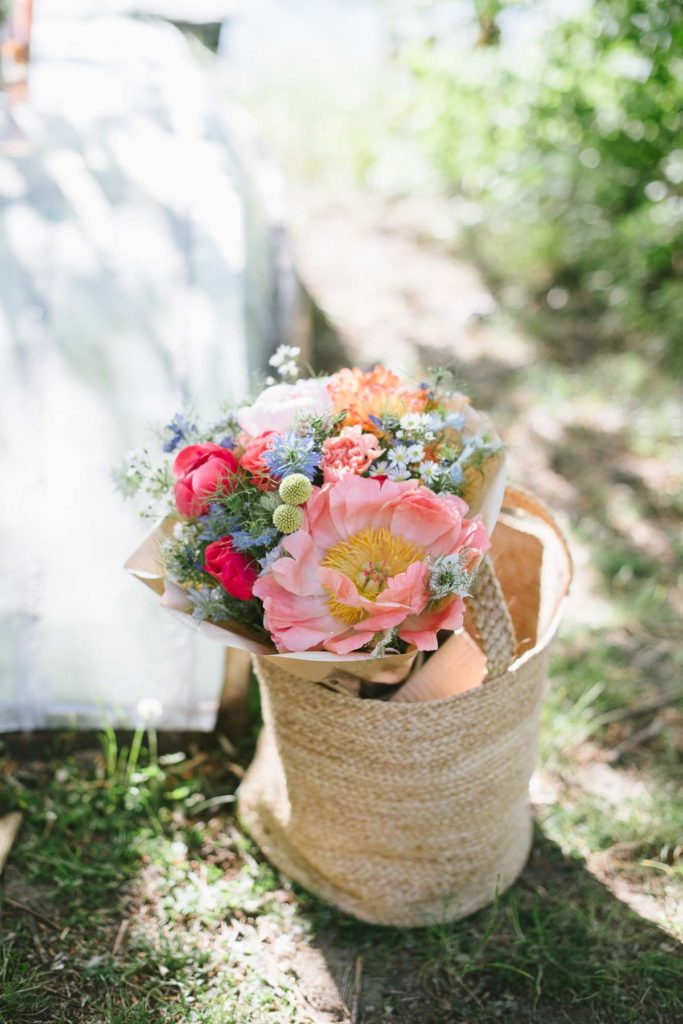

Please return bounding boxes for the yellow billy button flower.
[278,473,313,506]
[273,503,304,534]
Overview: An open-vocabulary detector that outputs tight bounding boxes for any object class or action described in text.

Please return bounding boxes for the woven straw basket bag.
[238,489,572,927]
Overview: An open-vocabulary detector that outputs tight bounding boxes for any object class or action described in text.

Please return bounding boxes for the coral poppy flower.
[252,475,489,654]
[327,366,428,432]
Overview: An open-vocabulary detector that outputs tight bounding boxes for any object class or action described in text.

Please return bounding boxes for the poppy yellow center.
[321,527,426,625]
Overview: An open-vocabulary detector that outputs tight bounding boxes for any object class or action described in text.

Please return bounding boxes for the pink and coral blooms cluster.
[149,360,502,656]
[321,425,383,483]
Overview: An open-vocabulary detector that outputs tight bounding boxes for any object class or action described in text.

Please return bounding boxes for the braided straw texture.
[238,492,569,927]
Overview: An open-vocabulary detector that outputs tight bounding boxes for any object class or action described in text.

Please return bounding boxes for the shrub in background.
[409,0,683,365]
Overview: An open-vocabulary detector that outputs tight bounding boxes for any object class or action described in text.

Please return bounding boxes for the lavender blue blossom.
[258,545,284,570]
[449,462,464,485]
[161,413,195,453]
[231,526,278,551]
[444,412,467,431]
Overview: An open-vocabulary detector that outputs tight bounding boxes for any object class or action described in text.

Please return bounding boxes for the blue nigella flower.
[217,435,235,449]
[231,526,278,551]
[444,412,467,432]
[198,510,239,542]
[258,545,284,570]
[261,431,322,481]
[161,413,195,453]
[449,462,463,485]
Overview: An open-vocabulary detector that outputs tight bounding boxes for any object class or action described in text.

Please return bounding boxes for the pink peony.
[236,378,332,437]
[173,444,238,519]
[252,475,489,654]
[321,425,383,483]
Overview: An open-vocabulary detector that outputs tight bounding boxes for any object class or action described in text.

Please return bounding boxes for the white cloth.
[0,12,274,730]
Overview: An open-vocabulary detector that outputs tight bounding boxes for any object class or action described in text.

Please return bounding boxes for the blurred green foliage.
[410,0,683,365]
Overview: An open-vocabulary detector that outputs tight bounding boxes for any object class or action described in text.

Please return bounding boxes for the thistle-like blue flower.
[261,431,322,481]
[231,526,278,551]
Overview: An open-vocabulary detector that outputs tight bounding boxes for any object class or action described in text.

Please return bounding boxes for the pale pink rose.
[252,475,490,655]
[236,378,332,437]
[321,425,383,483]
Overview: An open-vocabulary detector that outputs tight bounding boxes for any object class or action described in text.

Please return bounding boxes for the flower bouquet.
[123,353,506,684]
[123,350,571,927]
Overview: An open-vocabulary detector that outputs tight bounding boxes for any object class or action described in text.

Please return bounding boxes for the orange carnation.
[327,367,428,431]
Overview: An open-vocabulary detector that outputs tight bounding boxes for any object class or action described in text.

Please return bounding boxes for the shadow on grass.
[294,827,683,1024]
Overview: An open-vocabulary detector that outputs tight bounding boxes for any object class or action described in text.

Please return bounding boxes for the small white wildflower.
[399,412,428,433]
[269,345,301,369]
[419,460,441,484]
[387,465,412,481]
[136,697,163,722]
[388,445,410,468]
[370,460,390,477]
[172,521,187,541]
[405,443,425,463]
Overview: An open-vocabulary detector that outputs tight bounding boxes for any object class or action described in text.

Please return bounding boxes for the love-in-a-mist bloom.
[252,475,489,654]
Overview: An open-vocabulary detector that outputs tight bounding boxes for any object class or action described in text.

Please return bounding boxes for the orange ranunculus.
[327,366,428,431]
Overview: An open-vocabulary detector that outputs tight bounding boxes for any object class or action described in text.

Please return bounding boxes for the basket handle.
[469,553,517,678]
[469,486,571,679]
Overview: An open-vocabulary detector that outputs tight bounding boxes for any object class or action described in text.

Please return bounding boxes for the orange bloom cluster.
[327,367,428,432]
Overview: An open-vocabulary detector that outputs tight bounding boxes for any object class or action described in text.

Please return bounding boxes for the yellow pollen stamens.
[321,527,426,626]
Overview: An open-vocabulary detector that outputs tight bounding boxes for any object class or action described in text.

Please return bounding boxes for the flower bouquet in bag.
[122,351,506,690]
[121,352,575,927]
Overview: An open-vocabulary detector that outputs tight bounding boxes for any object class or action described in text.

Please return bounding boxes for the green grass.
[1,721,682,1024]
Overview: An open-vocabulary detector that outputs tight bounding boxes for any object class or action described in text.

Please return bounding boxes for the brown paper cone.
[390,631,486,703]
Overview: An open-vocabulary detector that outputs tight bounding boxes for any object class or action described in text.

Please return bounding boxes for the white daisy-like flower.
[419,460,441,485]
[370,460,390,477]
[387,465,412,481]
[388,445,411,468]
[405,443,425,464]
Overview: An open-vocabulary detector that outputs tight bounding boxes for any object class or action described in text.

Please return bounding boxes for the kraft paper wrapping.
[124,522,419,684]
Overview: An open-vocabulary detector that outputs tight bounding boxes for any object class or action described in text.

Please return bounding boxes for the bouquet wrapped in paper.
[122,353,506,694]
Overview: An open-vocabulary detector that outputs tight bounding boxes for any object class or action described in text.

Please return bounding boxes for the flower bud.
[273,503,304,534]
[278,473,313,506]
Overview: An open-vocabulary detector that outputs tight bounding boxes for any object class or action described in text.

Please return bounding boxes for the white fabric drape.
[0,12,283,730]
